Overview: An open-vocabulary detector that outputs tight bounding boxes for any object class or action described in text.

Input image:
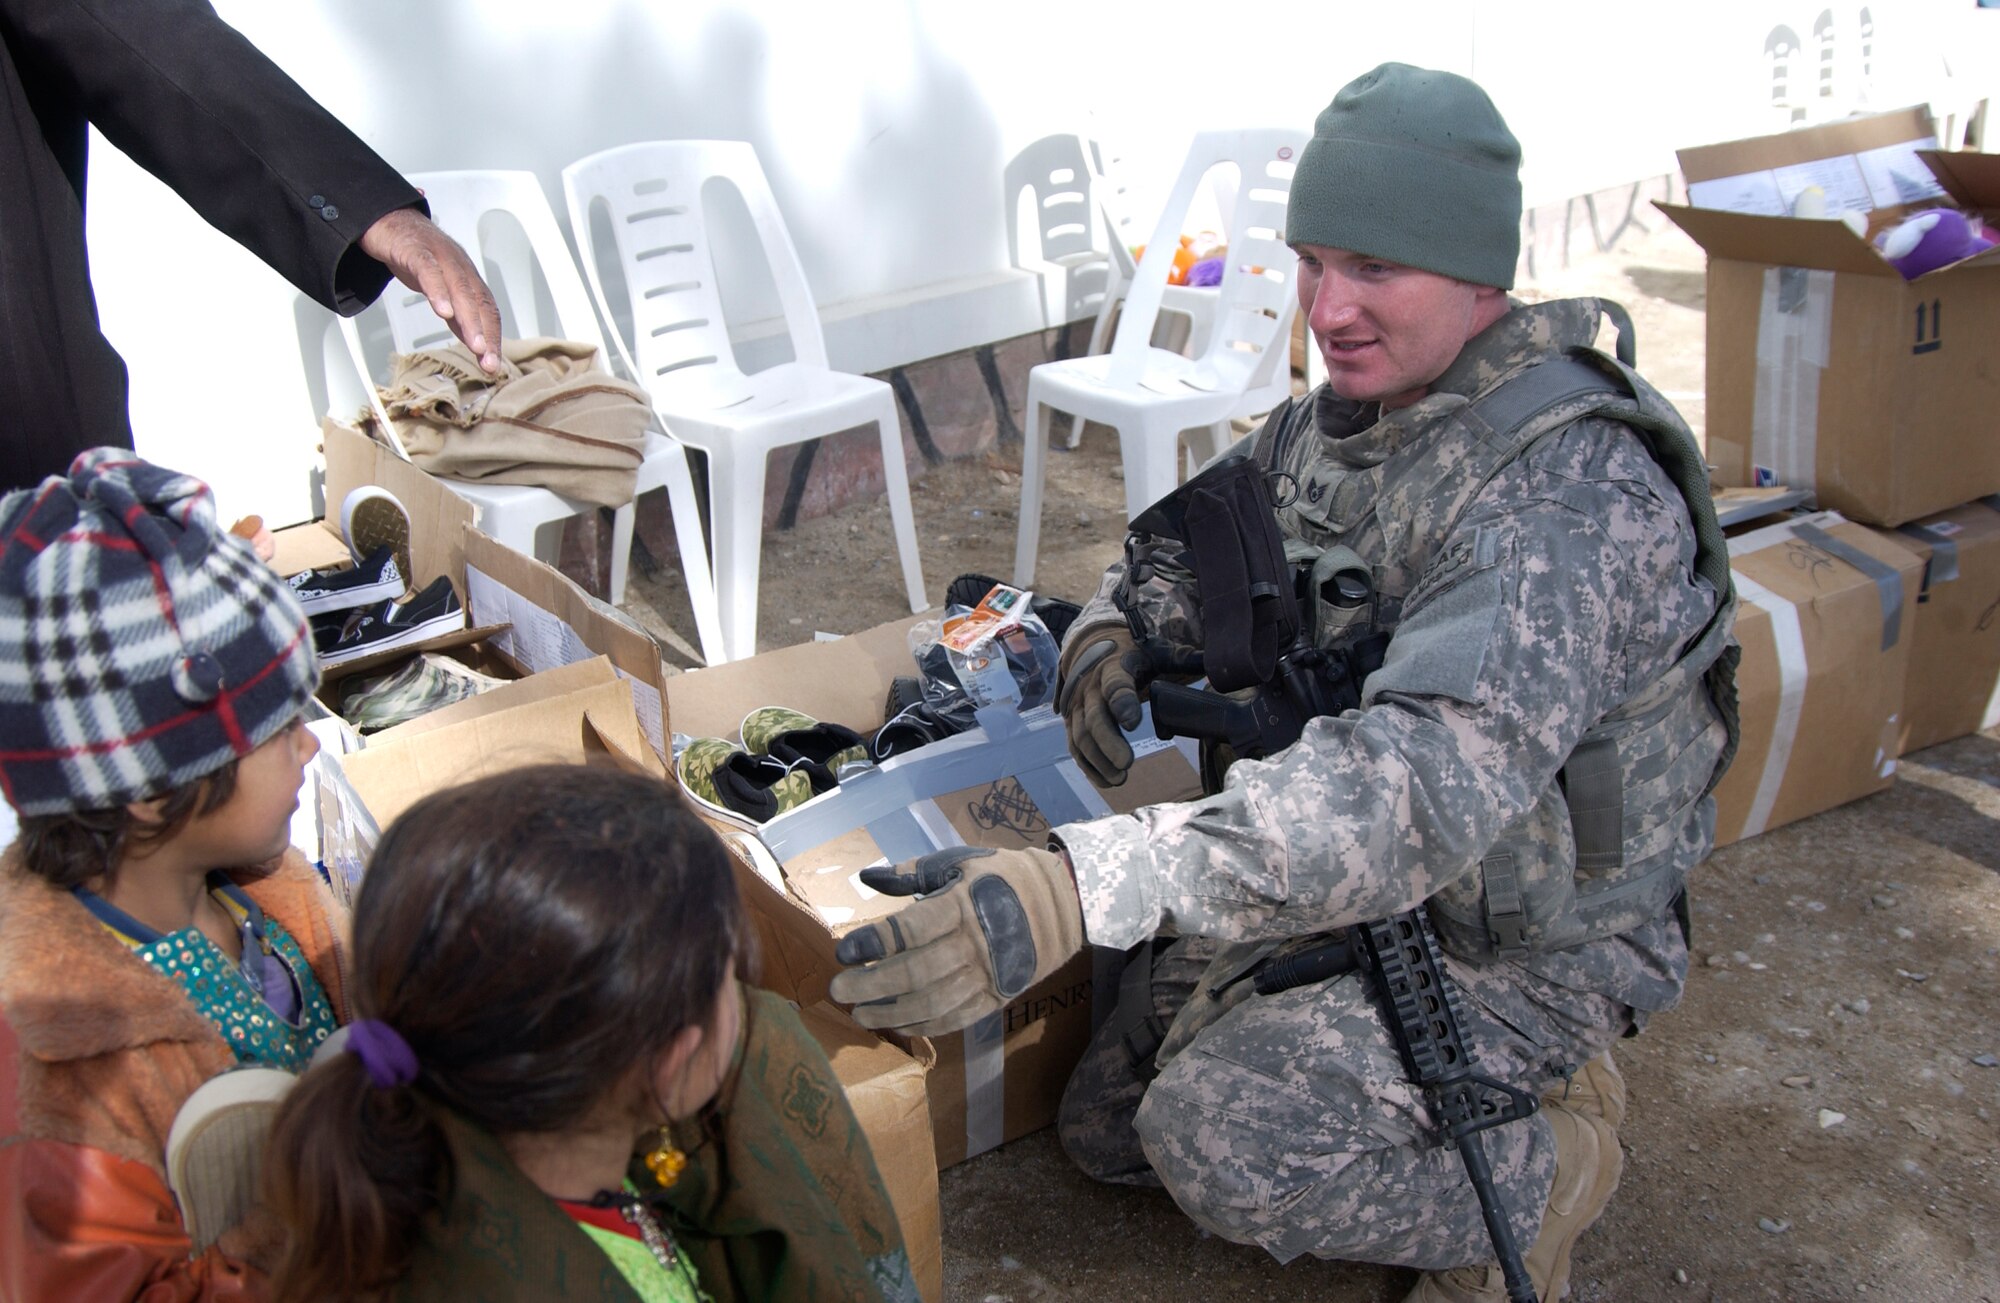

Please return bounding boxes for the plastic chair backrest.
[1107,129,1304,391]
[1088,139,1145,284]
[562,141,828,408]
[385,170,610,358]
[1005,134,1099,267]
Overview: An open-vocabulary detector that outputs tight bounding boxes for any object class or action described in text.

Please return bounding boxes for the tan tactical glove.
[830,846,1085,1036]
[1056,625,1149,787]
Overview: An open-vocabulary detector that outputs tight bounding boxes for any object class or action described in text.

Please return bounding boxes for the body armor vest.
[1258,344,1740,962]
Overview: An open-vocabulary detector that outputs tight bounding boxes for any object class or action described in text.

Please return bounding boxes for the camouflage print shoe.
[739,706,871,794]
[675,736,814,825]
[676,736,742,810]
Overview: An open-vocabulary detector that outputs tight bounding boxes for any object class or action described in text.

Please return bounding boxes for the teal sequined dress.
[72,873,338,1071]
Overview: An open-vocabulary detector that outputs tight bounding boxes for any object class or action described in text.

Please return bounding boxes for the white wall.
[85,0,1991,524]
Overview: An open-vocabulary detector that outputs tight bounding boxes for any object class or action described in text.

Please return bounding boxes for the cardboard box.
[278,420,508,683]
[1891,497,2000,753]
[669,616,1203,1167]
[1659,107,2000,527]
[288,421,671,754]
[340,672,664,831]
[1713,512,1924,847]
[798,1002,942,1303]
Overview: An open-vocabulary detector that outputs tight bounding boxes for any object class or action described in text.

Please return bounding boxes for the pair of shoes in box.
[676,707,872,825]
[288,487,466,668]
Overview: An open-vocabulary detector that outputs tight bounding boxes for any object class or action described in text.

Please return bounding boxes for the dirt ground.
[623,221,2000,1302]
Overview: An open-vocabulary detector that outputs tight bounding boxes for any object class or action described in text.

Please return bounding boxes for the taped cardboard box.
[1891,496,2000,754]
[796,1002,943,1303]
[1713,512,1924,847]
[280,420,672,754]
[273,419,507,683]
[1659,107,2000,527]
[669,615,1204,1167]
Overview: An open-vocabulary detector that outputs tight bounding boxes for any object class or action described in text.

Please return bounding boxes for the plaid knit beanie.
[0,449,319,817]
[1285,63,1522,289]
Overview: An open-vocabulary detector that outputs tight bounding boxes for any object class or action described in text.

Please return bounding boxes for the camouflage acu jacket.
[1053,298,1731,1016]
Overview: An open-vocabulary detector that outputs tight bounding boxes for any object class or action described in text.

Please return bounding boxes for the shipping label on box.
[1658,106,2000,527]
[1713,512,1924,846]
[1893,497,2000,753]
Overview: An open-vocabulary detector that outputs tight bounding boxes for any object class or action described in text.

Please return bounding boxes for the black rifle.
[1117,454,1541,1303]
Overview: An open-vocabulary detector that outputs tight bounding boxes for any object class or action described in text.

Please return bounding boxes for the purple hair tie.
[346,1019,419,1089]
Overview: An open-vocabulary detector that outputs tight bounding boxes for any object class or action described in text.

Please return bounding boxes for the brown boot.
[1547,1050,1625,1129]
[1402,1094,1624,1302]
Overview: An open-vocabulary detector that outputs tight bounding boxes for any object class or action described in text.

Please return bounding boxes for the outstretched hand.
[829,846,1085,1036]
[358,207,503,374]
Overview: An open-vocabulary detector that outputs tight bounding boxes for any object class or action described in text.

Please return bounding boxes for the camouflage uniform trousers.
[1058,936,1631,1269]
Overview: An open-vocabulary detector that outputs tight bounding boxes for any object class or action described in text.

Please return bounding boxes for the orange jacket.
[0,849,349,1303]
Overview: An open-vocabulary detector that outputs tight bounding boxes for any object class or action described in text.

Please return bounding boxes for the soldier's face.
[1294,244,1503,409]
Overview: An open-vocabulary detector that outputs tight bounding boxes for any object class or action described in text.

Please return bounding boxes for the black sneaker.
[316,577,466,668]
[286,546,408,616]
[872,675,972,760]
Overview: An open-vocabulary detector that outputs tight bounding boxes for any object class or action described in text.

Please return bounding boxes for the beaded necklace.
[558,1183,709,1303]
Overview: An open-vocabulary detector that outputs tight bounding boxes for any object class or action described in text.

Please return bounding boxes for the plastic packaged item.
[1878,208,1997,280]
[901,582,1062,724]
[936,584,1060,711]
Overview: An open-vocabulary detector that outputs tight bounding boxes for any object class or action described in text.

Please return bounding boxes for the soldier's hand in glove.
[829,846,1085,1036]
[1056,626,1150,787]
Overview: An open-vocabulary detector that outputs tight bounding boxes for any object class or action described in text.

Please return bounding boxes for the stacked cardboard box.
[1892,498,2000,753]
[1712,512,1924,847]
[1660,106,2000,528]
[1658,108,2000,848]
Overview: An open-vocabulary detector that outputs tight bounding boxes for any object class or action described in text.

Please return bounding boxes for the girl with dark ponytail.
[264,764,919,1303]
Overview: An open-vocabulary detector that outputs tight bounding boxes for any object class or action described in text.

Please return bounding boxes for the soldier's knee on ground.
[1055,1013,1165,1188]
[1134,1045,1560,1270]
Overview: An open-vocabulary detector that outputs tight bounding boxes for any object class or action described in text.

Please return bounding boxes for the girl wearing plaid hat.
[0,450,343,1300]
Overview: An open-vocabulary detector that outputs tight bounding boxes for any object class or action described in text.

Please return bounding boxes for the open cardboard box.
[274,419,507,684]
[1713,511,1924,847]
[1659,106,2000,527]
[277,421,671,749]
[1890,496,2000,754]
[669,615,1204,1167]
[283,421,673,894]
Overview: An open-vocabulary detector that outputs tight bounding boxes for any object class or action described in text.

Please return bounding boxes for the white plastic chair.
[1069,140,1225,418]
[1005,134,1115,333]
[1013,128,1306,587]
[337,171,726,663]
[562,141,927,661]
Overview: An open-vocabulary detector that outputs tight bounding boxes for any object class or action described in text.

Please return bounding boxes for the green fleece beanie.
[1286,63,1522,289]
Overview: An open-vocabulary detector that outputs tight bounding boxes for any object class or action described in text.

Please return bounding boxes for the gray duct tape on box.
[1897,523,1961,589]
[1752,267,1836,490]
[1790,521,1904,651]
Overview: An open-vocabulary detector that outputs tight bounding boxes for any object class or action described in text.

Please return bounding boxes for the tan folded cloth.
[366,337,651,508]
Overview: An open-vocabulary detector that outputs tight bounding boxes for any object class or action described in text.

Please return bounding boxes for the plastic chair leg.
[655,448,729,665]
[1119,418,1182,525]
[869,393,929,614]
[1012,388,1056,587]
[1068,296,1121,451]
[706,451,769,663]
[608,502,635,607]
